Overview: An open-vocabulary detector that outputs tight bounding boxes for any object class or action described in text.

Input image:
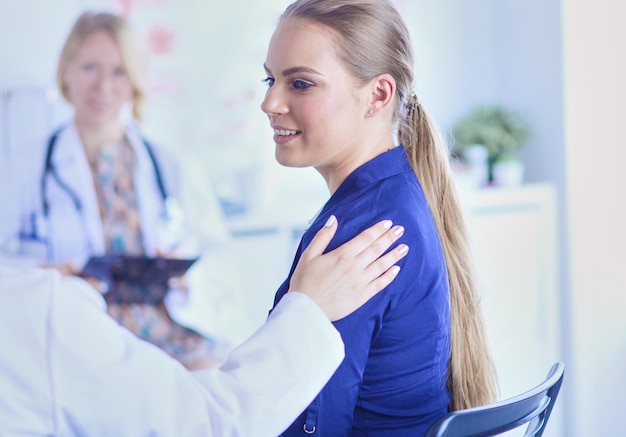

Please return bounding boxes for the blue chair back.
[425,362,564,437]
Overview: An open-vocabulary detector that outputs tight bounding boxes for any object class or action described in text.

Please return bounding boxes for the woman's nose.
[261,86,287,116]
[94,73,113,93]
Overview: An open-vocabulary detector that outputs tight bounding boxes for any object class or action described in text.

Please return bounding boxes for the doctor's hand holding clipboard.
[0,11,234,370]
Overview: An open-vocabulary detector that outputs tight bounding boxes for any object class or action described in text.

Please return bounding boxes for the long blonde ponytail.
[400,94,499,409]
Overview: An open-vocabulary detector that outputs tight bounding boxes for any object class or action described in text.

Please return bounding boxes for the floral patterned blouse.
[86,137,228,369]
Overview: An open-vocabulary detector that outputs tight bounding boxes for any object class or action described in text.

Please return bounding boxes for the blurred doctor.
[0,11,235,369]
[0,217,409,437]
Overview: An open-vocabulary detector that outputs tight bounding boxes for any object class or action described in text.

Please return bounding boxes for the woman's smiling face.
[261,18,373,190]
[61,30,134,128]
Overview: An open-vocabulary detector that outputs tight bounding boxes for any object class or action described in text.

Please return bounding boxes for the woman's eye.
[262,76,275,87]
[291,79,312,90]
[113,67,126,77]
[82,63,96,72]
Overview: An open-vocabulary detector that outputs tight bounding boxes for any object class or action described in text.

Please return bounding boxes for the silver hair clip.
[406,92,419,118]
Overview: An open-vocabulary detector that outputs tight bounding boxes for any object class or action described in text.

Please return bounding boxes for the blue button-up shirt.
[273,146,451,436]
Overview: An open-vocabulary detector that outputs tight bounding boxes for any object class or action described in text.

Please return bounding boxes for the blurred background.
[1,0,624,435]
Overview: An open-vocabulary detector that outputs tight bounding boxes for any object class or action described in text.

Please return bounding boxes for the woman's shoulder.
[334,172,428,223]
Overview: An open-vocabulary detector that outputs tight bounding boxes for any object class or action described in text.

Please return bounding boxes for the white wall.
[0,0,101,171]
[563,0,626,435]
[0,1,83,88]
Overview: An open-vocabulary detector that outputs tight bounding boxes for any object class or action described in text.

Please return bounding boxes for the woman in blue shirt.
[261,0,499,435]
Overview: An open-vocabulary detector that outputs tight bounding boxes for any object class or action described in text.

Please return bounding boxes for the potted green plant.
[452,105,531,185]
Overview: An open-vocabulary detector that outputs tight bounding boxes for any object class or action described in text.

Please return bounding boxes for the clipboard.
[81,255,198,304]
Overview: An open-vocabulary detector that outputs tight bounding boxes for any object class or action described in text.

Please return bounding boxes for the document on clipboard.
[81,255,198,304]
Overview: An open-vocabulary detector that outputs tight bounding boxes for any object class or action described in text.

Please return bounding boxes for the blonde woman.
[262,0,498,435]
[0,12,231,369]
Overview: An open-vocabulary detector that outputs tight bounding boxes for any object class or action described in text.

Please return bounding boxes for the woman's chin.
[274,151,302,168]
[75,111,120,128]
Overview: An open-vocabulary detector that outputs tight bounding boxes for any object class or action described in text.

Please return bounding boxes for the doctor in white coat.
[0,11,237,369]
[0,216,409,436]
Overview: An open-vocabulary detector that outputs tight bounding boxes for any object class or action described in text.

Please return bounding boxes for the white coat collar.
[124,126,164,256]
[49,123,105,259]
[49,122,165,261]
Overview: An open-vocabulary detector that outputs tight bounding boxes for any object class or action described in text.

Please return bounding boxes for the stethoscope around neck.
[39,125,181,257]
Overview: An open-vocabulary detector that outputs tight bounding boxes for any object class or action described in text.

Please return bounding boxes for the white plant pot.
[463,144,489,187]
[492,160,524,186]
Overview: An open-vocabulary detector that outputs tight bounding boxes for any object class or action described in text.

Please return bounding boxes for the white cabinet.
[458,184,563,436]
[459,184,561,396]
[226,183,562,434]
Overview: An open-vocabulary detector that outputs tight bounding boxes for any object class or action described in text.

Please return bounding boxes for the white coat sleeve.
[190,291,345,436]
[46,272,343,436]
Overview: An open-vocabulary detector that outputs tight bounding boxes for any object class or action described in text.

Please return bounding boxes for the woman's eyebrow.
[264,63,323,77]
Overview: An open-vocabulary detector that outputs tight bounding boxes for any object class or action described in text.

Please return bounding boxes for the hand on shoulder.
[289,215,408,321]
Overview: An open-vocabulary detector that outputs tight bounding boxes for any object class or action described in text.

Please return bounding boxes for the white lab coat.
[0,266,344,436]
[0,122,247,342]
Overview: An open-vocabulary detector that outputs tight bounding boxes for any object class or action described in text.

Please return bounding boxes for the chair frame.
[425,362,565,437]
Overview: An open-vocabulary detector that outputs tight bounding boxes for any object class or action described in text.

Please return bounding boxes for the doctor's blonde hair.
[56,11,147,121]
[281,0,498,411]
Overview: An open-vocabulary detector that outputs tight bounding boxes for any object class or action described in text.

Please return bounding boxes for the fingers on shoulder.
[303,215,338,258]
[363,263,402,299]
[339,219,394,256]
[356,224,405,263]
[367,243,409,276]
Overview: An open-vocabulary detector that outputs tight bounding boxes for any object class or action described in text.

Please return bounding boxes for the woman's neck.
[74,116,125,155]
[320,134,395,195]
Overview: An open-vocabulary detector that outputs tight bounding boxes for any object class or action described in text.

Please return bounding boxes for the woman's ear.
[59,66,70,100]
[367,73,396,115]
